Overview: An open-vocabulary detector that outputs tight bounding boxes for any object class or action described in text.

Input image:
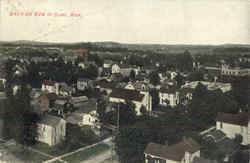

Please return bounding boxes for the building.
[221,64,250,76]
[216,112,250,145]
[109,88,152,115]
[181,81,231,93]
[77,78,91,91]
[41,80,59,94]
[111,64,120,74]
[37,114,66,146]
[159,87,180,107]
[70,95,88,108]
[144,137,200,163]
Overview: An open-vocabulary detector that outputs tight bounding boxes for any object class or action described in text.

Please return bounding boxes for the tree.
[149,71,160,86]
[149,89,159,108]
[97,99,107,124]
[3,84,40,147]
[129,70,136,81]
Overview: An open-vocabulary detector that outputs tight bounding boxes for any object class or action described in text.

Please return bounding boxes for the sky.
[0,0,249,44]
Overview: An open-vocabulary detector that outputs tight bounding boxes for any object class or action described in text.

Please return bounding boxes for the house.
[37,114,66,146]
[94,80,118,95]
[70,95,88,108]
[78,62,86,69]
[159,87,180,107]
[103,60,113,68]
[144,137,200,163]
[77,78,92,91]
[109,88,152,115]
[0,72,6,88]
[111,64,120,74]
[41,80,59,94]
[119,64,133,77]
[58,83,74,97]
[66,100,100,129]
[181,81,231,93]
[179,88,194,105]
[216,112,250,145]
[74,48,88,57]
[221,64,250,76]
[0,87,6,100]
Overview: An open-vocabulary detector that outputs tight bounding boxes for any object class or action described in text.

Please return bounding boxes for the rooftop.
[216,112,250,127]
[144,138,200,162]
[39,114,64,127]
[110,88,145,102]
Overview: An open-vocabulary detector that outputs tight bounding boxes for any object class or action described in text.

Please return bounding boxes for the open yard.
[63,143,110,163]
[5,144,51,163]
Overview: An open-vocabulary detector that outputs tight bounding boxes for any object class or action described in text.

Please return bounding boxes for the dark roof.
[39,114,64,127]
[144,138,200,161]
[110,88,145,102]
[159,87,178,94]
[95,80,117,89]
[43,80,56,86]
[179,88,194,96]
[46,93,58,101]
[216,112,250,127]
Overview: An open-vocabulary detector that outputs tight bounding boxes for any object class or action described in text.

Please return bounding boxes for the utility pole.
[111,102,120,162]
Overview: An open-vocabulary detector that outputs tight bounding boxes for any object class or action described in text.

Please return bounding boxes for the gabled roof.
[144,138,200,162]
[110,88,145,102]
[216,112,250,127]
[39,114,64,127]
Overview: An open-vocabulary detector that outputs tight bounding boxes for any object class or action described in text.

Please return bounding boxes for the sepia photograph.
[0,0,250,162]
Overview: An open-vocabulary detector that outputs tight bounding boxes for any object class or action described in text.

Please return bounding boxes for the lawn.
[7,144,50,163]
[63,143,110,163]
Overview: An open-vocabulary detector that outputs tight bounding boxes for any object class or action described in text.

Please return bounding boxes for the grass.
[7,145,50,163]
[63,143,110,163]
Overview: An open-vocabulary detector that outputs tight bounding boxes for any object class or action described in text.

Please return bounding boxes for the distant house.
[66,101,100,129]
[58,83,74,97]
[0,72,6,88]
[159,87,180,107]
[74,48,88,57]
[111,64,120,74]
[70,95,88,108]
[179,88,194,105]
[221,64,250,76]
[0,87,6,100]
[37,114,66,146]
[103,60,113,68]
[41,80,59,94]
[119,64,133,77]
[109,88,152,115]
[78,62,86,69]
[216,112,250,145]
[144,137,200,163]
[94,80,118,95]
[77,78,92,91]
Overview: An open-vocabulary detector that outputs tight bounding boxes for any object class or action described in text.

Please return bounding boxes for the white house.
[221,64,250,76]
[216,112,250,145]
[111,64,120,74]
[159,87,180,107]
[41,80,59,94]
[144,137,200,163]
[37,114,66,146]
[77,78,91,91]
[109,88,152,115]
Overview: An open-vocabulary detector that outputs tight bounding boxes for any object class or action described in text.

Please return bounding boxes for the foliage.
[149,71,160,86]
[149,89,159,108]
